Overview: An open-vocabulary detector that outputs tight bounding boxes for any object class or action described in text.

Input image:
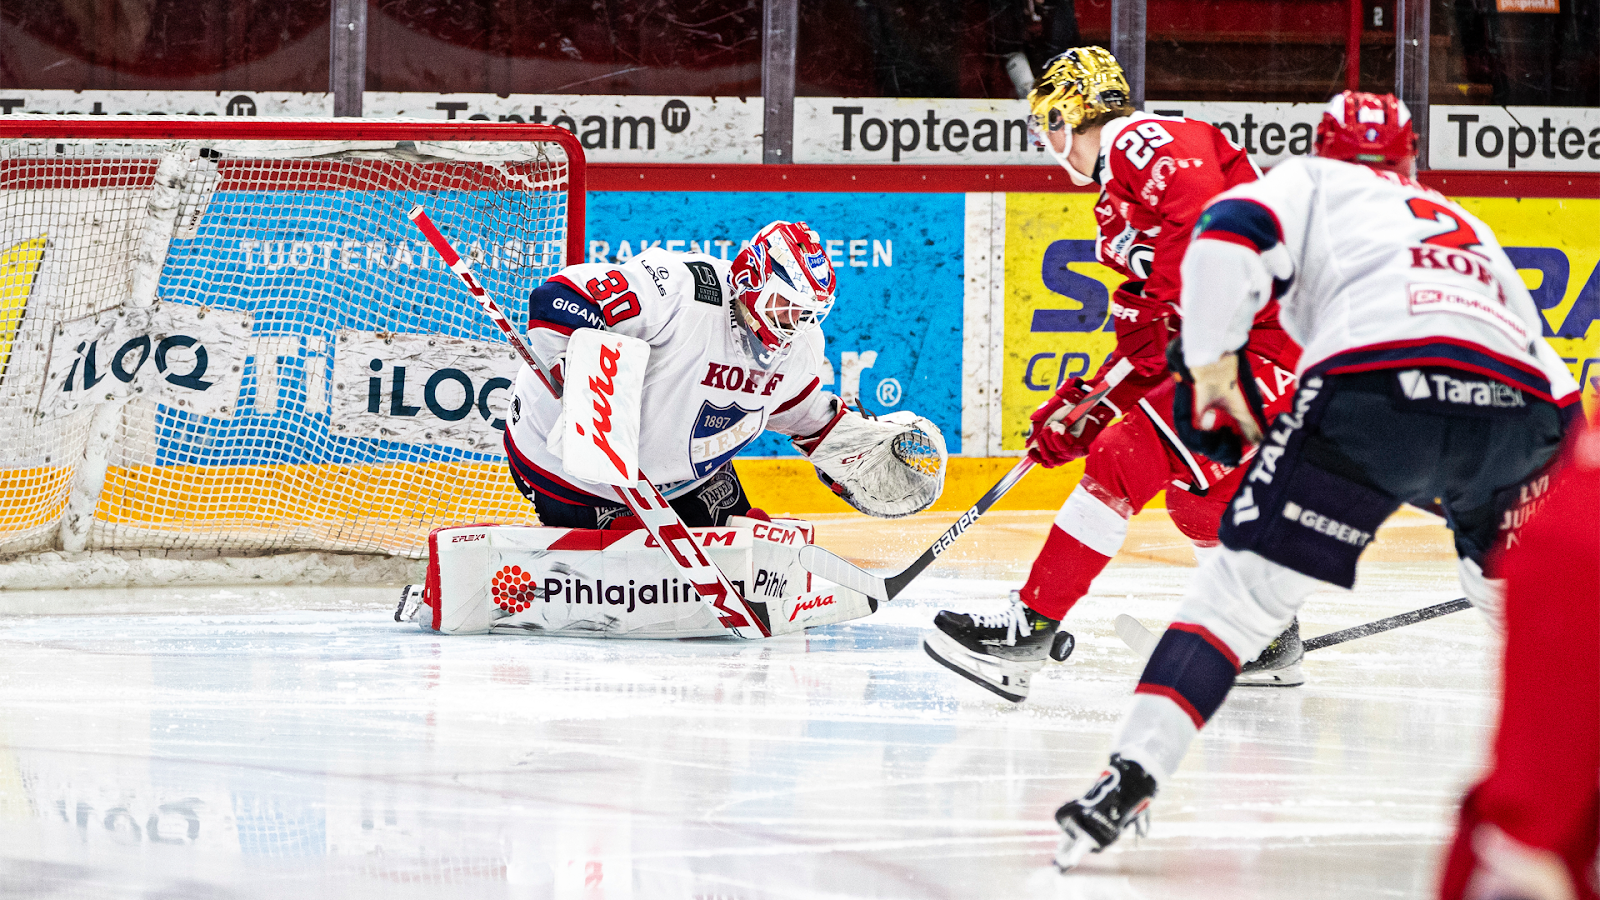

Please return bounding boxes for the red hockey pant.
[1020,378,1246,621]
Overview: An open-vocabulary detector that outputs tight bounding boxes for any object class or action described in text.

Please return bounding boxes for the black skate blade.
[922,638,1028,704]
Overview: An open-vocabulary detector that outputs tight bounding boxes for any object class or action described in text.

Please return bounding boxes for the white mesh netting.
[0,121,576,576]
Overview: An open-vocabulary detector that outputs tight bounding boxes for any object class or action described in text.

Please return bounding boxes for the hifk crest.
[803,247,834,292]
[689,400,764,478]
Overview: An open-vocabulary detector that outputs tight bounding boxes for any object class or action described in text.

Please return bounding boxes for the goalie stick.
[795,378,1108,601]
[798,457,1036,602]
[407,205,772,639]
[1113,597,1473,661]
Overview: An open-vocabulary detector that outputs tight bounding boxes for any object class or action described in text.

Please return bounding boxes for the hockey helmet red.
[730,221,836,352]
[1314,91,1417,171]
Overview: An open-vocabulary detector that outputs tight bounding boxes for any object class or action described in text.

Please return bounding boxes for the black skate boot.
[1054,754,1158,870]
[1235,617,1305,687]
[922,592,1073,703]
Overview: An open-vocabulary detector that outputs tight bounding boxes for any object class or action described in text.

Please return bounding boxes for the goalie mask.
[730,221,836,353]
[1028,47,1134,185]
[1314,91,1416,174]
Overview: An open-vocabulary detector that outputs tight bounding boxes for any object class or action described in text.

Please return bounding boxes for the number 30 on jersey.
[585,271,643,326]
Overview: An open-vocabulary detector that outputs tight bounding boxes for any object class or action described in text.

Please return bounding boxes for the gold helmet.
[1028,47,1133,134]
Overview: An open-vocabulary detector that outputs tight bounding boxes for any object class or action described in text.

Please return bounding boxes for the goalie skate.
[395,584,425,623]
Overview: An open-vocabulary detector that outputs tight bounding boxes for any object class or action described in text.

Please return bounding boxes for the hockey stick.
[408,205,772,639]
[1113,597,1473,662]
[795,376,1108,601]
[1302,598,1472,650]
[798,457,1036,602]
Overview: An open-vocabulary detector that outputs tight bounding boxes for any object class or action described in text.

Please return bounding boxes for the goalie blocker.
[401,516,877,638]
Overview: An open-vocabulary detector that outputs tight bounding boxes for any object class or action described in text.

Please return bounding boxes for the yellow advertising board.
[1001,193,1600,455]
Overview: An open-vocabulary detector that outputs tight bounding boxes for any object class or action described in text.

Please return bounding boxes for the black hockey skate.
[1236,617,1305,687]
[1054,754,1158,871]
[922,593,1073,703]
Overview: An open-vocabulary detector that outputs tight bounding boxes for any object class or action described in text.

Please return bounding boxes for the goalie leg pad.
[417,519,878,638]
[729,515,877,633]
[419,523,749,637]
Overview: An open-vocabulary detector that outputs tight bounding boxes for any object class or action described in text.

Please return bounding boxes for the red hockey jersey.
[1089,112,1266,386]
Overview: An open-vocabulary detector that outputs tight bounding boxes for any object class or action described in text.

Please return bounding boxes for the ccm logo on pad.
[451,533,487,543]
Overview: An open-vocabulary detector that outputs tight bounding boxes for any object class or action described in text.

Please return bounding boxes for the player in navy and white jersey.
[1051,91,1583,870]
[504,220,946,529]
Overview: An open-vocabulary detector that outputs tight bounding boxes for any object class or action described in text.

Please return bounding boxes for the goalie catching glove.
[795,403,947,518]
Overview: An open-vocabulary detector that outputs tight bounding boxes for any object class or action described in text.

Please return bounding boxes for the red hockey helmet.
[1314,91,1417,172]
[730,221,836,352]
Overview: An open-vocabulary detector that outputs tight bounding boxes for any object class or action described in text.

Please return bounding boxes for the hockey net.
[0,119,583,583]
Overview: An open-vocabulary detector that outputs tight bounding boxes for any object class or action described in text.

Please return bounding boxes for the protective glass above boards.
[0,0,1592,109]
[0,0,333,92]
[363,0,763,96]
[794,0,1598,108]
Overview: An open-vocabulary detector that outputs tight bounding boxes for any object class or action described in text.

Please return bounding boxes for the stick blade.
[1114,614,1159,663]
[798,544,890,602]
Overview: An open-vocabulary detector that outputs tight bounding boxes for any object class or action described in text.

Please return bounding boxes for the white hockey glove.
[1190,355,1264,445]
[795,405,947,518]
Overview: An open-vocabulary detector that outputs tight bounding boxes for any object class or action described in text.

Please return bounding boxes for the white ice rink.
[0,510,1491,899]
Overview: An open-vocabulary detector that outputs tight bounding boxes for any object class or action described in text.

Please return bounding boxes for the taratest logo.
[1397,369,1526,408]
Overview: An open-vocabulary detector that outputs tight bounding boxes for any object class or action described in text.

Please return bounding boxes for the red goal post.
[0,119,585,580]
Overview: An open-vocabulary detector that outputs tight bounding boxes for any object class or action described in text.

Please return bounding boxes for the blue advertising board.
[586,192,967,454]
[135,187,965,475]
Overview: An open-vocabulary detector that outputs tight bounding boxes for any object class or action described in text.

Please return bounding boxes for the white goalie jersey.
[505,247,839,503]
[1180,156,1580,410]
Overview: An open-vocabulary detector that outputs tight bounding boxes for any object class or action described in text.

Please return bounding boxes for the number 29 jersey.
[1093,111,1262,309]
[504,247,838,502]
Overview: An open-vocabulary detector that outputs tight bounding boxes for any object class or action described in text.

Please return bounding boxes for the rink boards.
[0,189,1592,548]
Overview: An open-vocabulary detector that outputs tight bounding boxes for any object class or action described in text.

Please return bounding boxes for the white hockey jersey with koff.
[506,247,839,502]
[1180,156,1580,407]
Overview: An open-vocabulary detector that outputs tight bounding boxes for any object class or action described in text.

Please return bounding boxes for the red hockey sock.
[1019,524,1115,621]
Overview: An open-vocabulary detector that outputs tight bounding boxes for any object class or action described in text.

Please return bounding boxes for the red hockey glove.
[1026,378,1117,467]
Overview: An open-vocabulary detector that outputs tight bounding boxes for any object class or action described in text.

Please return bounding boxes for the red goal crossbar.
[0,117,587,268]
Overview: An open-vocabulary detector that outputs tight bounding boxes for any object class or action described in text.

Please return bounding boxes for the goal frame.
[0,118,588,581]
[0,118,587,269]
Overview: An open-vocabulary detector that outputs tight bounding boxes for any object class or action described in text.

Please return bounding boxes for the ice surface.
[0,511,1491,898]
